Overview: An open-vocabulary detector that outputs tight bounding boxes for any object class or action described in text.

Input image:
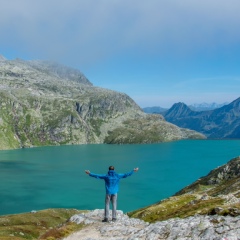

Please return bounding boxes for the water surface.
[0,140,239,215]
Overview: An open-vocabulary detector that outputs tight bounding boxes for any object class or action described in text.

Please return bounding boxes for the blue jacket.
[89,170,134,194]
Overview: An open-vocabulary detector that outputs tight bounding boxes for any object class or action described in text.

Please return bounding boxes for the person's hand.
[85,170,90,174]
[134,167,139,172]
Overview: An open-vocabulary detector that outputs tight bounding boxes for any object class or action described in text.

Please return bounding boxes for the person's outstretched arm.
[84,170,106,179]
[119,167,139,178]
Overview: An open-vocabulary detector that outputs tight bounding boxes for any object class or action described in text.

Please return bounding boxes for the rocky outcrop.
[129,156,240,233]
[65,209,240,240]
[129,157,240,225]
[104,114,205,144]
[0,56,205,150]
[28,60,93,86]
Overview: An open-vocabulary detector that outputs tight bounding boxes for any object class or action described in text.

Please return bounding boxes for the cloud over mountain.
[1,0,240,65]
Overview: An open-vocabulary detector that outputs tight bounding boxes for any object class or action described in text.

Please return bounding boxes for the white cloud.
[0,0,239,108]
[1,0,240,65]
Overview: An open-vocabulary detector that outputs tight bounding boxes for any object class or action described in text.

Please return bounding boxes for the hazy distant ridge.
[162,98,240,138]
[142,102,228,113]
[189,102,228,111]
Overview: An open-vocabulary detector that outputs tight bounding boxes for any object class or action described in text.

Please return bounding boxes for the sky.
[0,0,240,108]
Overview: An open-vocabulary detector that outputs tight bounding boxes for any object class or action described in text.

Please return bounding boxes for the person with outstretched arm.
[85,166,139,222]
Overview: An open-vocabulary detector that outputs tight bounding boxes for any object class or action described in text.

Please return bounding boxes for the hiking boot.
[112,218,117,222]
[102,218,108,222]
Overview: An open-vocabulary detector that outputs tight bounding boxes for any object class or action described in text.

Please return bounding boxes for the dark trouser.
[104,194,117,219]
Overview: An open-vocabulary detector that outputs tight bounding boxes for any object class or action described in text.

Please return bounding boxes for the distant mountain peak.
[231,96,240,105]
[163,102,193,119]
[170,102,191,112]
[172,102,189,108]
[163,96,240,139]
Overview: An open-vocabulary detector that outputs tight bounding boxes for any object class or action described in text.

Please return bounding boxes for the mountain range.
[0,56,204,150]
[162,98,240,138]
[189,102,228,111]
[142,102,228,113]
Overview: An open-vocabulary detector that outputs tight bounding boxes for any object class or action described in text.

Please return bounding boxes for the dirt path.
[63,224,103,240]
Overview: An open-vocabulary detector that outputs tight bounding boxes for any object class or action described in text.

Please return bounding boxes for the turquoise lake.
[0,140,240,216]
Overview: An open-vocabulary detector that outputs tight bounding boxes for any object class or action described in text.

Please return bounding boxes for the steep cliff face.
[0,57,204,150]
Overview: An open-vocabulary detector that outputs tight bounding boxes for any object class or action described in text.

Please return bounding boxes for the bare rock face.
[0,57,204,150]
[65,209,240,240]
[28,60,93,86]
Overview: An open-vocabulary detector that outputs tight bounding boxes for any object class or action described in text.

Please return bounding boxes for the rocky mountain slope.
[129,156,240,222]
[162,98,240,138]
[0,56,204,150]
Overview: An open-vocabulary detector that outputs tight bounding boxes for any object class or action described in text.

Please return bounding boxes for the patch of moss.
[25,114,31,127]
[128,194,228,223]
[0,108,20,149]
[0,209,84,240]
[207,178,240,196]
[104,115,190,144]
[39,222,84,240]
[89,118,104,137]
[104,125,165,144]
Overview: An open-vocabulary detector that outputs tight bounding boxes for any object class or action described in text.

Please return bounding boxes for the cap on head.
[109,166,114,170]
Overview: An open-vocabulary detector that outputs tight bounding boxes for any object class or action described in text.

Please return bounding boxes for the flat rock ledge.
[63,209,240,240]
